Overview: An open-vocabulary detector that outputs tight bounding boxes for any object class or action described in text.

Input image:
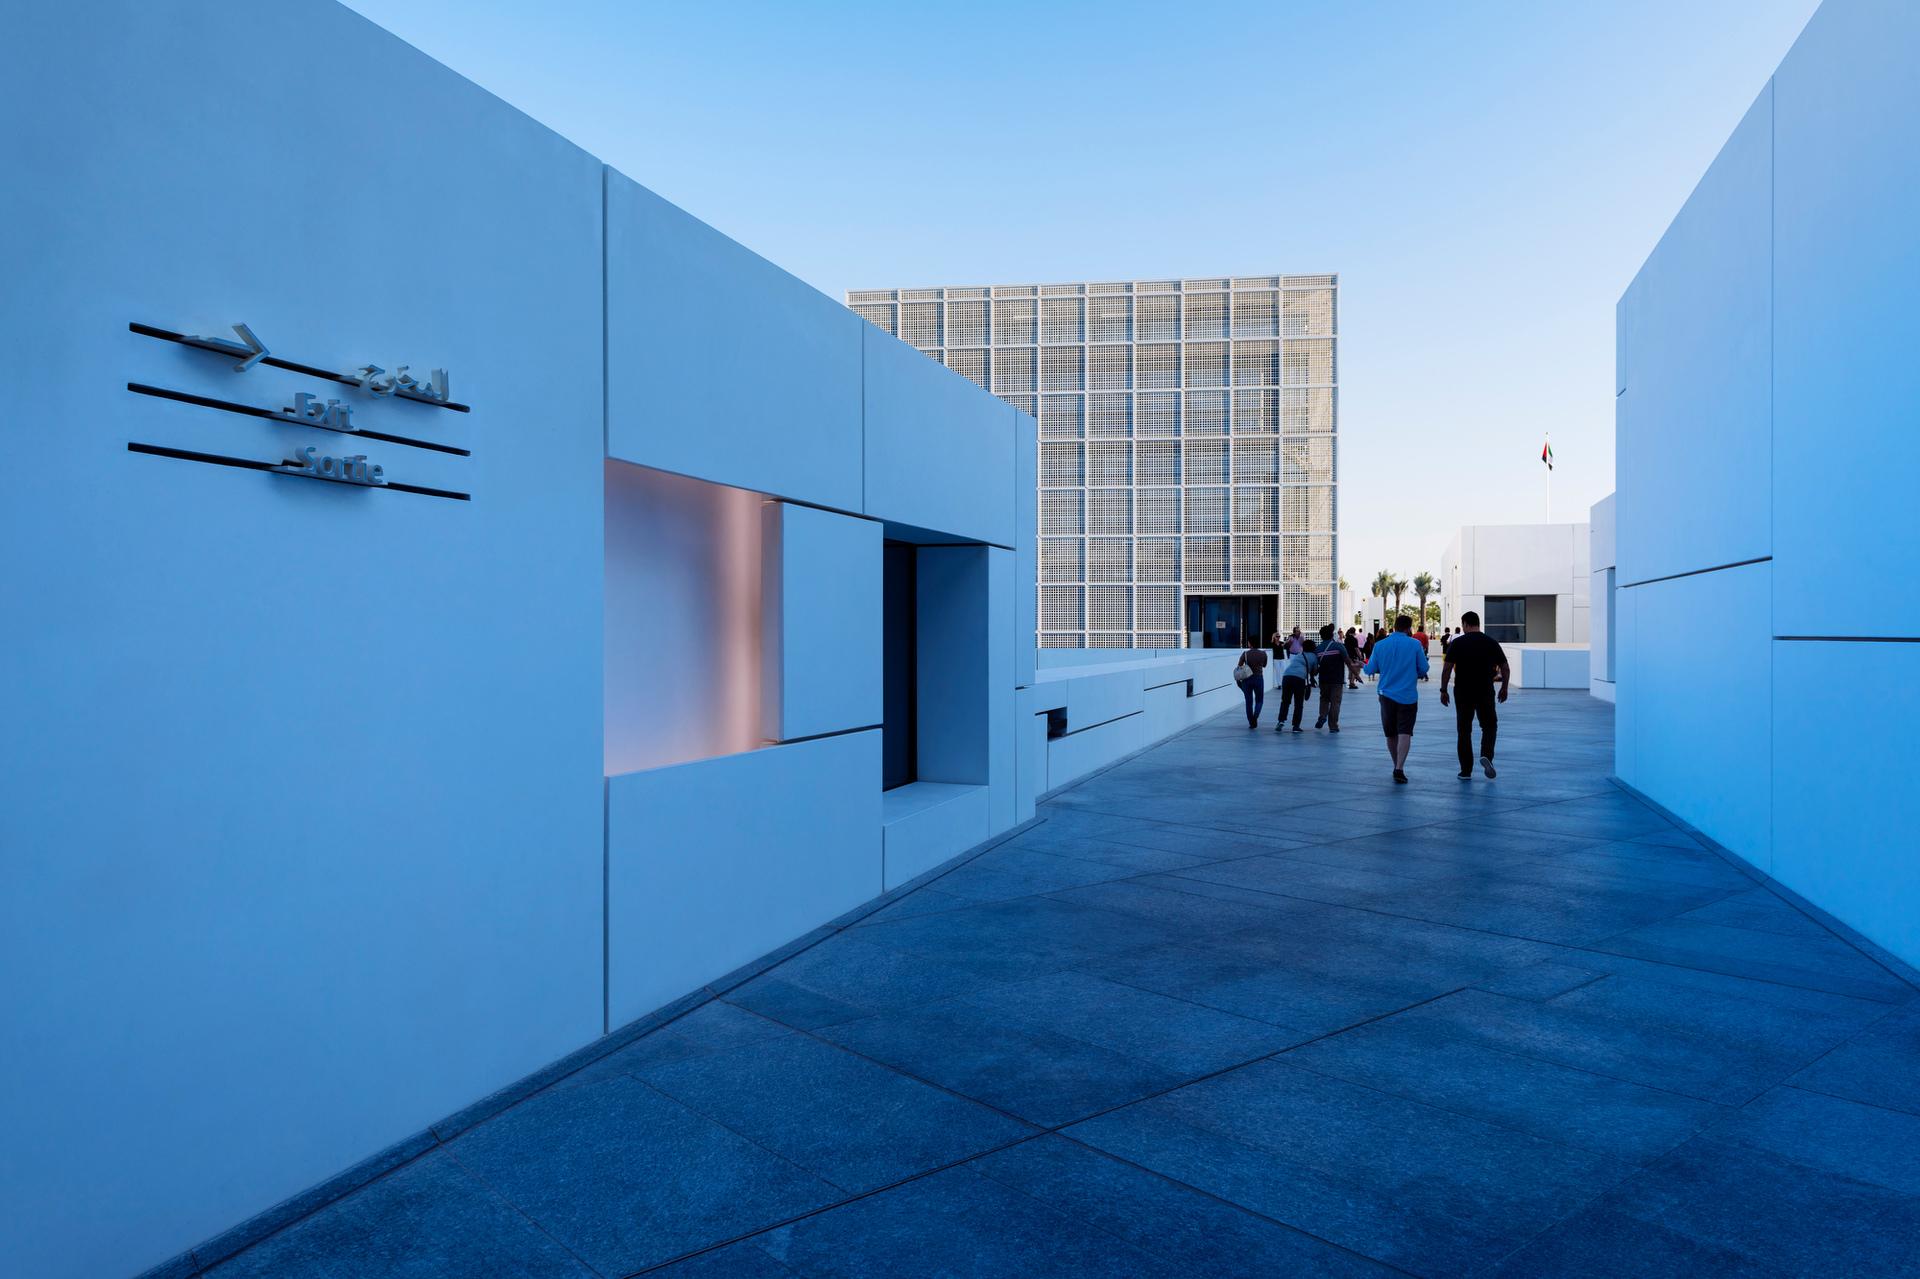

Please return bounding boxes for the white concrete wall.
[1589,494,1617,702]
[0,7,1268,1274]
[1026,651,1244,793]
[761,503,883,743]
[0,6,608,1275]
[1439,522,1590,643]
[1615,0,1919,969]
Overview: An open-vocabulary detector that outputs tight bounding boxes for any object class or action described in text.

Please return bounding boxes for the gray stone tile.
[447,1075,839,1276]
[1068,1061,1633,1275]
[746,1163,1189,1278]
[1515,1127,1920,1277]
[1391,978,1881,1105]
[197,689,1920,1278]
[931,846,1137,902]
[1281,1015,1723,1162]
[956,970,1309,1074]
[1475,959,1605,1001]
[970,1136,1398,1276]
[1789,1005,1920,1116]
[638,1032,1033,1194]
[728,933,994,1030]
[202,1151,592,1279]
[565,1000,791,1086]
[1591,915,1916,1003]
[1672,886,1839,937]
[819,998,1185,1126]
[1713,1085,1920,1193]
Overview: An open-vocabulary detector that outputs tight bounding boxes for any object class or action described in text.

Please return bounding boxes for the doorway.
[1184,593,1279,648]
[882,541,917,789]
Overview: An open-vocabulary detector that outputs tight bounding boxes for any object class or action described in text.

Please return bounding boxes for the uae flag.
[1541,439,1554,470]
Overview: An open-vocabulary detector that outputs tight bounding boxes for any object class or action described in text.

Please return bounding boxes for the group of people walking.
[1236,612,1511,785]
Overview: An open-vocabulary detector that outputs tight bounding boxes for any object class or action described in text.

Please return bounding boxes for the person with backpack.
[1234,642,1269,729]
[1313,623,1352,731]
[1344,627,1364,689]
[1274,642,1315,733]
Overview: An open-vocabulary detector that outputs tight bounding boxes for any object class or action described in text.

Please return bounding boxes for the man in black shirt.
[1439,610,1509,779]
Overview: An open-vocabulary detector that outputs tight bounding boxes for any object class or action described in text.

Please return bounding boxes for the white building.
[1439,522,1590,644]
[1437,522,1590,689]
[848,277,1339,649]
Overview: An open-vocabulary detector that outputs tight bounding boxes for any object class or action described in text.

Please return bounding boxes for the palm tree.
[1412,572,1437,635]
[1390,576,1409,626]
[1370,570,1393,630]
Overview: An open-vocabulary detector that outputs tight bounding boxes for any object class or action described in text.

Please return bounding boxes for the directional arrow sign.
[190,322,269,372]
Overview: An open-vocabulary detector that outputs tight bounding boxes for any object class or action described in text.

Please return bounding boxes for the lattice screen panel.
[1041,346,1085,392]
[1088,394,1132,438]
[1040,538,1084,582]
[1137,540,1180,582]
[1041,394,1084,439]
[1089,295,1132,343]
[993,347,1036,395]
[1041,442,1084,487]
[1184,485,1230,534]
[1186,390,1228,435]
[1137,488,1181,535]
[1088,586,1132,633]
[1040,586,1085,630]
[847,275,1338,646]
[1136,440,1180,487]
[1087,441,1132,487]
[946,348,990,391]
[1088,538,1133,583]
[1042,297,1085,344]
[1233,485,1278,533]
[946,300,989,346]
[1137,392,1180,435]
[852,303,896,335]
[1183,439,1230,486]
[1088,345,1132,391]
[1088,488,1132,536]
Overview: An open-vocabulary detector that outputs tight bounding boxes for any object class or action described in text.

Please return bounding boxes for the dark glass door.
[1184,594,1279,648]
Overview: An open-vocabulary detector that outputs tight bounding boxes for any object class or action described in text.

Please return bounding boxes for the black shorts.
[1379,697,1418,737]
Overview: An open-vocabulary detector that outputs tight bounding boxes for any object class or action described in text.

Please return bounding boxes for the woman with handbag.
[1235,643,1269,729]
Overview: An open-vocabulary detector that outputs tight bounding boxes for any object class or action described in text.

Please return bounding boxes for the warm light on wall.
[604,460,767,776]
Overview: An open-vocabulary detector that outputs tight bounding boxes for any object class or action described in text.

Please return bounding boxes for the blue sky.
[347,0,1816,586]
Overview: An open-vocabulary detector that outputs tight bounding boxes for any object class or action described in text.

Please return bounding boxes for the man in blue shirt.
[1362,615,1430,783]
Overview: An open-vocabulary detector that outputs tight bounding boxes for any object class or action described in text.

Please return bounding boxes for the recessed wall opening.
[1184,592,1279,648]
[604,459,768,776]
[882,540,918,790]
[1482,594,1558,644]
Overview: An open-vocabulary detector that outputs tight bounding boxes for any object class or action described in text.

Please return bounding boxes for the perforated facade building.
[848,276,1338,647]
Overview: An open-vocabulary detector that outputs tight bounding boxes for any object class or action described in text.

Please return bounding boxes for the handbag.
[1233,653,1254,683]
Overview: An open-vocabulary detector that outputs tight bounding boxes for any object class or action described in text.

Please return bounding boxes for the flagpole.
[1543,432,1551,523]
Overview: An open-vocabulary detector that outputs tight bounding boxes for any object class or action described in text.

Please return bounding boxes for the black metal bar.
[126,442,470,501]
[128,322,473,413]
[126,382,470,457]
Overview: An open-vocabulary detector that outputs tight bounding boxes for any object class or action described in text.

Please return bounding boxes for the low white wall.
[1516,646,1592,690]
[1024,650,1242,795]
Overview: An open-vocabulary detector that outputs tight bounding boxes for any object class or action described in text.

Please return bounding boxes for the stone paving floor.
[202,683,1920,1278]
